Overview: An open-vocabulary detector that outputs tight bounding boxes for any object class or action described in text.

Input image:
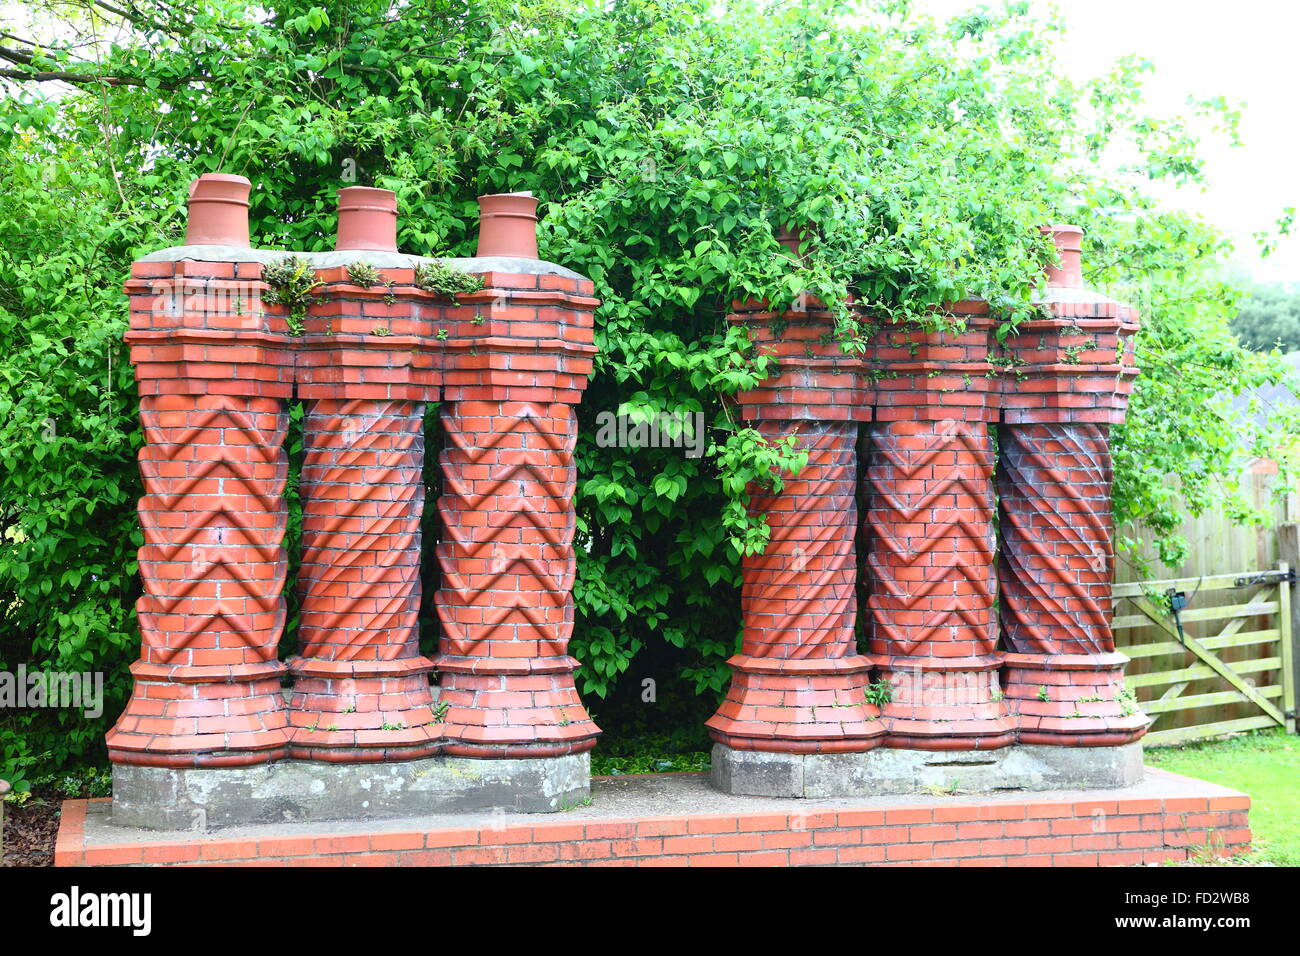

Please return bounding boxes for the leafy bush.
[0,0,1294,788]
[1231,281,1300,353]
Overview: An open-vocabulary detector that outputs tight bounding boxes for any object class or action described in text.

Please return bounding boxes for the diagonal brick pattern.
[289,397,440,761]
[995,225,1147,746]
[707,419,882,753]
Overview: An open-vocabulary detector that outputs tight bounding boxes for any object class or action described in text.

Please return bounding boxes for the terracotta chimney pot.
[185,173,251,247]
[476,192,539,259]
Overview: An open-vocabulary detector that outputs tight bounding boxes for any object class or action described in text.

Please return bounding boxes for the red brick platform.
[56,767,1248,867]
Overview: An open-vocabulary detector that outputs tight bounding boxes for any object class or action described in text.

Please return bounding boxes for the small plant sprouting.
[990,690,1004,703]
[262,256,323,335]
[432,700,450,723]
[380,722,405,732]
[472,311,486,325]
[1116,685,1141,718]
[865,679,893,708]
[1061,337,1098,364]
[920,780,962,797]
[347,260,383,288]
[371,327,391,336]
[415,260,484,301]
[437,328,450,341]
[1036,686,1050,702]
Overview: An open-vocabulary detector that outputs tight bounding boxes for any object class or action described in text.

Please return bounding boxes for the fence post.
[1277,525,1300,733]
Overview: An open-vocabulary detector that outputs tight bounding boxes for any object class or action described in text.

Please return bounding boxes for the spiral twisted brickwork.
[998,422,1112,654]
[289,398,439,761]
[864,419,1014,749]
[997,422,1147,745]
[434,400,599,756]
[707,420,882,753]
[106,394,292,766]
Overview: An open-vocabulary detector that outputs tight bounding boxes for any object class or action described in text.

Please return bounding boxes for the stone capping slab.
[710,742,1145,798]
[110,753,592,831]
[137,244,588,280]
[56,768,1249,867]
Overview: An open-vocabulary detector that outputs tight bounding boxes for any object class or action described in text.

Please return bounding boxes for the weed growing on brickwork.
[262,256,323,335]
[865,679,893,707]
[370,327,391,336]
[432,701,450,723]
[1116,686,1141,717]
[347,261,383,288]
[414,260,483,301]
[1061,339,1097,364]
[1037,686,1050,702]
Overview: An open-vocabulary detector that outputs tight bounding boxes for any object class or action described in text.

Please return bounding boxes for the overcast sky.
[916,0,1300,284]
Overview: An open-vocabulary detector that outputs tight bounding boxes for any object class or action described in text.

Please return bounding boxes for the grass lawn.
[1145,729,1300,865]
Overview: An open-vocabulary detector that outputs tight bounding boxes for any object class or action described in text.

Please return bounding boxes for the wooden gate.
[1113,562,1296,746]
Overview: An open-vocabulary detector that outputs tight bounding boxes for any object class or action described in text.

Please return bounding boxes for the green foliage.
[1230,281,1300,353]
[413,259,484,300]
[590,750,710,775]
[0,0,1294,787]
[0,96,155,790]
[346,260,384,288]
[864,679,893,708]
[262,255,324,333]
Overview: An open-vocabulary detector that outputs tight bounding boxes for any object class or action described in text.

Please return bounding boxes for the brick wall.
[56,774,1250,867]
[106,179,602,767]
[112,181,1149,774]
[708,225,1147,753]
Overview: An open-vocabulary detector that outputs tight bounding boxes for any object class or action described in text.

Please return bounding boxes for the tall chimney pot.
[336,186,398,253]
[476,192,539,259]
[185,173,252,247]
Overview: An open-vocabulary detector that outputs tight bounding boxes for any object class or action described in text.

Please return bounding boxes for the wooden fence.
[1113,564,1294,745]
[1110,460,1300,745]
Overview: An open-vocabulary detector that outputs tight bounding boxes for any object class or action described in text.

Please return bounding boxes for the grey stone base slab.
[112,753,590,831]
[710,742,1143,798]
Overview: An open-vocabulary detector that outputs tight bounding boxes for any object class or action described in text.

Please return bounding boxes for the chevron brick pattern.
[865,418,1014,749]
[105,393,292,766]
[289,398,439,761]
[707,420,881,752]
[434,400,599,756]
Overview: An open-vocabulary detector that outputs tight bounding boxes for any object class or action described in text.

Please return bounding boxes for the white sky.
[915,0,1300,283]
